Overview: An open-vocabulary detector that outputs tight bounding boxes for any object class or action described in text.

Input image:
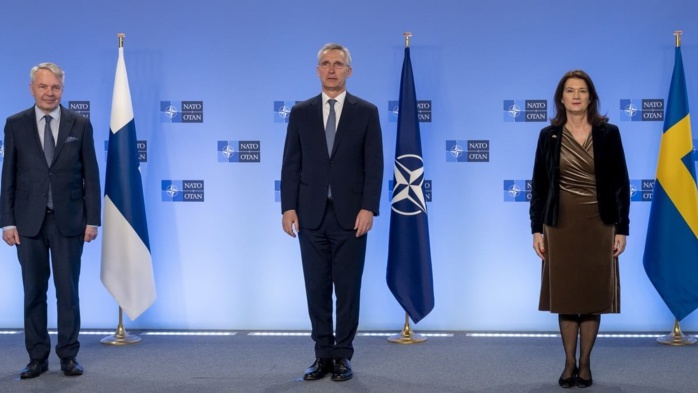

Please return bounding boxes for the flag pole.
[657,319,696,346]
[387,32,427,345]
[388,312,427,344]
[100,33,142,346]
[653,31,696,347]
[101,306,142,345]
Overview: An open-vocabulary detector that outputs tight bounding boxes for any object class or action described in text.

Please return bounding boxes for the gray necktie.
[326,99,336,155]
[43,115,55,209]
[325,99,337,199]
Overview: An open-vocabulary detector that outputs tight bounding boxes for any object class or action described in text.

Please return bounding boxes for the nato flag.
[386,47,434,324]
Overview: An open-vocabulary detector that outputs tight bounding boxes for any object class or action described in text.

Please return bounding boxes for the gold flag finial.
[117,33,126,48]
[403,32,412,48]
[674,30,683,47]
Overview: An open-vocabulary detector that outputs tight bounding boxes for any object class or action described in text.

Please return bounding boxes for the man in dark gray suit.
[281,43,383,382]
[1,62,101,378]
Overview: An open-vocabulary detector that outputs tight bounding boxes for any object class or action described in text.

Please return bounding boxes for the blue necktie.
[43,115,55,209]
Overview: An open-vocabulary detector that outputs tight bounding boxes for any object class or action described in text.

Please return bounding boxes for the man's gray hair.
[317,43,352,66]
[30,62,65,85]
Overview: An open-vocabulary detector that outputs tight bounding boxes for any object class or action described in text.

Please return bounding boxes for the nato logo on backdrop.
[503,100,547,122]
[162,180,205,202]
[387,100,432,122]
[217,141,261,162]
[68,101,90,118]
[103,140,148,162]
[630,179,654,202]
[503,180,531,202]
[446,140,490,162]
[274,180,281,202]
[274,101,295,123]
[619,99,664,121]
[161,101,204,123]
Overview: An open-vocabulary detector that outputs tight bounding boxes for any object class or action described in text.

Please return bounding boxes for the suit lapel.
[590,123,605,160]
[22,108,44,159]
[331,92,355,157]
[311,94,324,131]
[52,105,73,163]
[311,94,333,159]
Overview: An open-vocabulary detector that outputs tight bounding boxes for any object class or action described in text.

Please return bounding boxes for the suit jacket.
[529,122,630,235]
[1,105,101,237]
[281,92,383,230]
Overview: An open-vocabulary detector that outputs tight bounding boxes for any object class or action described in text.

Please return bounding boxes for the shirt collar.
[322,91,346,106]
[34,105,61,122]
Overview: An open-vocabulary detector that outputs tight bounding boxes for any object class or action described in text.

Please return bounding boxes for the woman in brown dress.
[530,70,630,389]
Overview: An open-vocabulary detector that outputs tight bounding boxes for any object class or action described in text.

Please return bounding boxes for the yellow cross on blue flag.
[643,44,698,321]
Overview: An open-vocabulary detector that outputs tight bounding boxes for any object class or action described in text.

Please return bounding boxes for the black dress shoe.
[60,358,84,376]
[331,358,353,382]
[20,360,48,379]
[558,366,578,388]
[303,358,333,380]
[576,371,592,388]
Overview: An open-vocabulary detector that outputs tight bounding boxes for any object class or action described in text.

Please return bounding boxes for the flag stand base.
[388,313,427,344]
[657,319,696,346]
[100,307,142,346]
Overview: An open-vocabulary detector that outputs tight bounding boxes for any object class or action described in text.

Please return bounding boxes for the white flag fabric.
[100,47,156,320]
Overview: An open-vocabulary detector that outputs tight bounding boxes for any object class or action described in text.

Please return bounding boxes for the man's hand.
[2,228,20,246]
[282,210,299,238]
[354,209,374,237]
[84,226,98,243]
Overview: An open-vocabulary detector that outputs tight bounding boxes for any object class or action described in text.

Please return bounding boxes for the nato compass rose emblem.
[629,183,638,198]
[391,154,427,216]
[507,103,522,119]
[277,104,291,121]
[222,144,236,160]
[164,105,178,120]
[624,102,638,117]
[450,143,464,159]
[166,183,179,198]
[508,183,522,198]
[391,105,400,119]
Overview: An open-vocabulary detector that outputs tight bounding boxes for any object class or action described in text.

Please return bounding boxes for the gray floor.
[0,331,696,392]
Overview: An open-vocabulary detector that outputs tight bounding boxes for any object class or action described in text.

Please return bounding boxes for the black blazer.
[281,92,383,230]
[1,106,101,237]
[529,123,630,235]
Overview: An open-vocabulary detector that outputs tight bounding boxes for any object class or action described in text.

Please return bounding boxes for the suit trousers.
[17,211,84,361]
[298,201,367,360]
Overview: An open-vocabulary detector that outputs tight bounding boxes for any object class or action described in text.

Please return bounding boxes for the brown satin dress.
[539,128,620,314]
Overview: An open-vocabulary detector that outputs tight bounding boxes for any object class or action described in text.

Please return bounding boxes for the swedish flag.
[643,45,698,321]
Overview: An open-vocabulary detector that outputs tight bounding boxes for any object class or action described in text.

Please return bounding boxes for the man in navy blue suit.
[1,63,101,379]
[281,43,383,382]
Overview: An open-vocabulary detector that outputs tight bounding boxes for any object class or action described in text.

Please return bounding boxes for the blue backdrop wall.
[1,0,697,332]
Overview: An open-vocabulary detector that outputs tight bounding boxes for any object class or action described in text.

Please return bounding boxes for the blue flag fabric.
[643,46,698,321]
[386,47,434,324]
[101,46,157,320]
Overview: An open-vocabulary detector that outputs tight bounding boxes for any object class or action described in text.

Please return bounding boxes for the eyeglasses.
[319,61,349,70]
